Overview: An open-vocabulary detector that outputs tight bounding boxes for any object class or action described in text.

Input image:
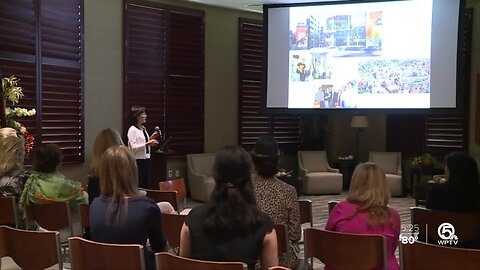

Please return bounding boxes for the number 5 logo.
[437,223,455,240]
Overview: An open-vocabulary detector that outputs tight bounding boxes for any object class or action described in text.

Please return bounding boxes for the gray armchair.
[369,151,403,197]
[186,153,216,202]
[298,151,343,195]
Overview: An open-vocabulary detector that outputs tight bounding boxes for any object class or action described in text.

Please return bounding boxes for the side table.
[410,166,444,206]
[334,159,356,191]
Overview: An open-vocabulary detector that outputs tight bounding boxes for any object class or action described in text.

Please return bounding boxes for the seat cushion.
[304,172,343,195]
[386,174,402,197]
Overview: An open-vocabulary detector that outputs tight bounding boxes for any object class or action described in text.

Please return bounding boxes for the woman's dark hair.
[252,156,279,178]
[33,144,62,173]
[130,105,145,125]
[203,145,266,237]
[251,135,280,178]
[445,152,480,190]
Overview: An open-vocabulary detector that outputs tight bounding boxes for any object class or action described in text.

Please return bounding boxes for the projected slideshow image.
[287,2,432,109]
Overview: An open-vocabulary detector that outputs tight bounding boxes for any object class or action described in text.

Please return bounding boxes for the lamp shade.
[351,115,369,128]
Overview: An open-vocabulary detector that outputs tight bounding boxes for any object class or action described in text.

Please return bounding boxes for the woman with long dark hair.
[426,152,480,212]
[251,135,301,269]
[180,145,278,270]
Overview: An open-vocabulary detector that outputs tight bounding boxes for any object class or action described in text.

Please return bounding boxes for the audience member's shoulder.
[336,200,354,208]
[134,195,157,205]
[388,206,401,220]
[260,211,274,230]
[273,177,297,197]
[90,195,107,206]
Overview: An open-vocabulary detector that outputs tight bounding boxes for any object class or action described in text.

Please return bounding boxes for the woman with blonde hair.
[325,163,400,270]
[90,145,166,270]
[88,128,124,204]
[0,127,17,138]
[0,136,29,199]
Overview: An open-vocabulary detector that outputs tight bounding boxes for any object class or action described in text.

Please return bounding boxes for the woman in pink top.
[325,163,400,270]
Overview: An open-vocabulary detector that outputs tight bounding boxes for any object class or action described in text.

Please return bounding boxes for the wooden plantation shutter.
[124,2,167,138]
[424,115,467,155]
[0,0,37,136]
[124,0,204,155]
[238,18,300,152]
[165,10,204,154]
[0,0,84,163]
[39,0,84,163]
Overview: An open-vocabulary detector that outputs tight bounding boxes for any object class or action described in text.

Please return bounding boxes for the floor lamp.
[351,115,369,161]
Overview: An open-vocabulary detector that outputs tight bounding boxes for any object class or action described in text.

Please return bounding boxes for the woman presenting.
[127,106,159,188]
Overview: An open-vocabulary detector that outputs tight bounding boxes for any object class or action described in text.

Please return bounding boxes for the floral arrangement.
[411,153,438,168]
[1,75,36,154]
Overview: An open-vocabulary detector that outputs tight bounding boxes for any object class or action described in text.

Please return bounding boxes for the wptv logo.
[399,222,459,245]
[437,222,458,245]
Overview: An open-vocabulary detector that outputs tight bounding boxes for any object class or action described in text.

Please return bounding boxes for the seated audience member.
[21,144,88,206]
[251,135,301,269]
[88,128,124,204]
[88,128,175,214]
[0,136,29,199]
[0,127,18,138]
[0,136,30,228]
[426,152,480,212]
[20,143,88,235]
[326,163,400,270]
[180,145,278,270]
[90,145,166,270]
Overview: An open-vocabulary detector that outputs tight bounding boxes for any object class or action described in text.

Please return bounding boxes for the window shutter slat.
[238,18,300,152]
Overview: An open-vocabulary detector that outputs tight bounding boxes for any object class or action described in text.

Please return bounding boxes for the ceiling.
[183,0,334,13]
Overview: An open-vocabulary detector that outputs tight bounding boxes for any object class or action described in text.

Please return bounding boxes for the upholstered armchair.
[369,151,403,197]
[186,153,216,202]
[298,151,343,195]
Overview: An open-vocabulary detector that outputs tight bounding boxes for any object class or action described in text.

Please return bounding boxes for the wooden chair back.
[161,213,186,252]
[400,241,480,270]
[304,228,387,270]
[143,188,180,212]
[411,207,480,247]
[268,266,292,270]
[0,225,61,270]
[274,224,288,256]
[26,201,72,234]
[69,236,145,270]
[155,252,247,270]
[298,199,313,227]
[160,178,186,209]
[327,200,339,214]
[0,196,19,228]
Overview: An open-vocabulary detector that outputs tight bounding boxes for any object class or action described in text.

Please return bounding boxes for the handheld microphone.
[155,126,161,136]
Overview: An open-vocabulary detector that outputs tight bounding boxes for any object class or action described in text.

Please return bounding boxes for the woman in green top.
[20,144,88,237]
